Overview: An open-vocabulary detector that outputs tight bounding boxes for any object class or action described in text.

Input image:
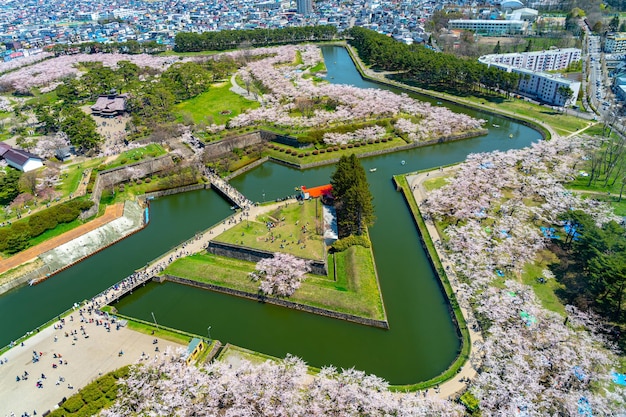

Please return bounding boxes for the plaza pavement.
[0,308,184,416]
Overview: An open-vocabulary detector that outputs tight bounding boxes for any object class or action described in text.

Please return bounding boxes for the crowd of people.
[204,168,253,209]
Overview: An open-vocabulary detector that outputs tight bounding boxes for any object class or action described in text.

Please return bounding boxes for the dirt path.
[406,168,485,400]
[0,204,124,275]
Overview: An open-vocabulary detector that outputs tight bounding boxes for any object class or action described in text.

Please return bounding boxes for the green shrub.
[331,235,371,252]
[62,395,85,413]
[312,150,319,155]
[459,392,480,412]
[79,397,109,417]
[145,177,152,183]
[28,212,58,236]
[80,384,102,403]
[97,375,116,393]
[319,149,326,153]
[113,365,131,379]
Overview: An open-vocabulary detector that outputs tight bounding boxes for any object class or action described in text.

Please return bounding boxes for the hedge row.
[331,234,371,252]
[0,199,94,254]
[48,366,130,417]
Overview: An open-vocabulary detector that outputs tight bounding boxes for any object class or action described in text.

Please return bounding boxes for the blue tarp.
[577,397,593,416]
[611,371,626,386]
[540,226,559,239]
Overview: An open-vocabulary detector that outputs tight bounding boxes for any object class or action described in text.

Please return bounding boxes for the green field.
[174,82,260,126]
[459,94,592,137]
[215,199,325,260]
[164,244,385,321]
[100,143,167,170]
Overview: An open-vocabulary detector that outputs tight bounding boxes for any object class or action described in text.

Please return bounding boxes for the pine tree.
[330,154,375,237]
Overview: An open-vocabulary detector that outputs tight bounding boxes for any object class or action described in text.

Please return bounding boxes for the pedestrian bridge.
[205,171,253,210]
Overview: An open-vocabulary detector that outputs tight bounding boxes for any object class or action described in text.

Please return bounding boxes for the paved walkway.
[406,167,485,400]
[0,203,125,275]
[0,307,183,416]
[230,73,259,101]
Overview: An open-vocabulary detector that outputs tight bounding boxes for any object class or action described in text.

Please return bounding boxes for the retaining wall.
[207,241,327,275]
[163,274,389,329]
[260,130,311,149]
[82,155,177,219]
[224,156,269,181]
[141,183,207,200]
[204,131,265,159]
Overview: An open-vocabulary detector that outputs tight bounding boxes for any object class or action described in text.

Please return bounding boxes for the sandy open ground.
[0,307,184,416]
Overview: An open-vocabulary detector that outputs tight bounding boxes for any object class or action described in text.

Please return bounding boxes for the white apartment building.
[479,48,582,72]
[448,19,528,35]
[486,62,581,107]
[605,33,626,54]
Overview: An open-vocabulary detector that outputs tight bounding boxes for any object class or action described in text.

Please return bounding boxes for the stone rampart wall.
[207,241,327,275]
[164,274,389,329]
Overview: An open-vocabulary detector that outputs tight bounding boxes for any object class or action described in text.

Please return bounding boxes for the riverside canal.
[0,46,540,384]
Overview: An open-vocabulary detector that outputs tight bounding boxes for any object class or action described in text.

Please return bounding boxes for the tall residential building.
[483,62,581,107]
[605,33,626,53]
[296,0,313,15]
[479,48,582,72]
[448,19,529,35]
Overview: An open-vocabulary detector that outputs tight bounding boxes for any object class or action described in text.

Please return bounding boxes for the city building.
[483,62,580,107]
[447,19,529,36]
[605,33,626,54]
[479,48,581,72]
[612,72,626,102]
[296,0,313,15]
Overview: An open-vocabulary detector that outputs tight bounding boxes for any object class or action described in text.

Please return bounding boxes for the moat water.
[0,46,540,384]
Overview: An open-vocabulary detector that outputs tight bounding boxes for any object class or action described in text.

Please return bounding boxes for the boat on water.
[401,160,406,165]
[509,134,514,138]
[492,124,500,128]
[369,168,377,172]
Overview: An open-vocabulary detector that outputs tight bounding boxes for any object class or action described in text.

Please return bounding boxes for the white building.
[484,63,580,107]
[0,143,44,172]
[479,48,582,72]
[605,33,626,54]
[448,19,528,35]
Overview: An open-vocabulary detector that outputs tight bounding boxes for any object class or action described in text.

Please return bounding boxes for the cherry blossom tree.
[102,351,464,416]
[250,252,310,297]
[421,134,626,415]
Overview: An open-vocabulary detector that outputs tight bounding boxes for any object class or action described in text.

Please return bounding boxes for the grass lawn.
[422,176,449,191]
[100,144,167,170]
[29,217,85,246]
[217,344,281,366]
[264,137,409,166]
[58,158,105,195]
[467,95,591,137]
[174,82,260,126]
[164,244,386,321]
[520,250,566,316]
[215,199,325,261]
